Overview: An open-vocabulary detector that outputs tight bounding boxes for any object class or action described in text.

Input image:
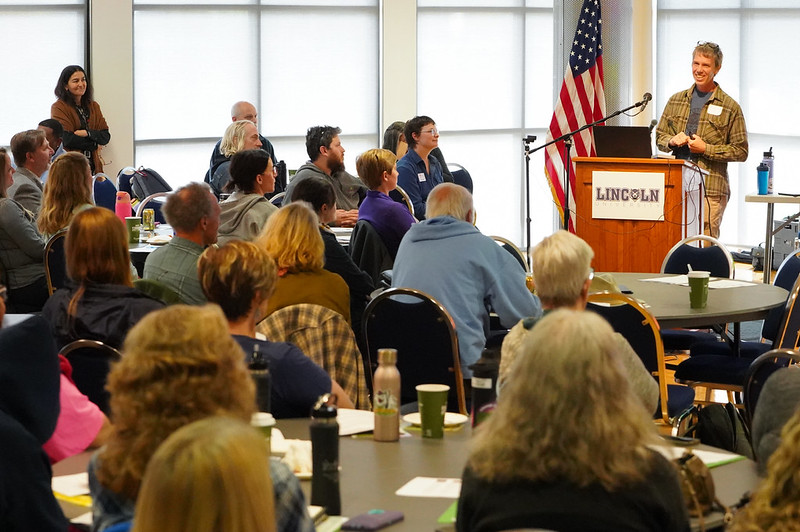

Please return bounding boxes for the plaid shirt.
[656,83,748,197]
[271,458,315,532]
[258,303,371,410]
[142,236,207,305]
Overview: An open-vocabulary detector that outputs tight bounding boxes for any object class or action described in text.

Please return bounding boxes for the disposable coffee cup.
[688,271,710,309]
[251,412,276,453]
[125,216,141,244]
[416,384,449,439]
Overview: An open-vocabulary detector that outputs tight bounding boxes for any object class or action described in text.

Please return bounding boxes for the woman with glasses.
[396,115,444,219]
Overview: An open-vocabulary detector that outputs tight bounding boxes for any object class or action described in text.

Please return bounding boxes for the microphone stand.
[522,135,536,269]
[527,95,650,231]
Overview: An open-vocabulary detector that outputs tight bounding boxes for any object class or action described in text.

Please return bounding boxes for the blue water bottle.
[757,163,769,195]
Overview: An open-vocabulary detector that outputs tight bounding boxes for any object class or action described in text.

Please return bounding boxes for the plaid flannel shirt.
[656,83,748,198]
[142,236,206,305]
[258,303,371,410]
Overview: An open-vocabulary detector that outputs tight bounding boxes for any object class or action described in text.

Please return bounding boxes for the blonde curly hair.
[730,406,800,531]
[256,201,324,273]
[468,309,658,490]
[95,304,255,501]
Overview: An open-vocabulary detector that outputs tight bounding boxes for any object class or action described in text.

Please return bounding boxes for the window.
[132,1,379,188]
[0,1,86,144]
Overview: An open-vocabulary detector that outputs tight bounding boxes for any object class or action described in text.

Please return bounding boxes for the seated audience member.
[0,146,48,313]
[42,207,164,350]
[198,241,354,416]
[207,120,263,198]
[457,309,689,532]
[131,417,277,532]
[750,367,800,475]
[498,230,659,414]
[356,148,416,258]
[392,183,540,377]
[0,311,69,531]
[290,176,373,334]
[37,152,94,239]
[382,121,408,158]
[89,304,314,532]
[730,406,800,531]
[205,101,279,197]
[396,116,444,219]
[37,118,66,183]
[8,129,53,215]
[256,202,351,323]
[143,182,220,305]
[217,149,278,245]
[284,125,366,227]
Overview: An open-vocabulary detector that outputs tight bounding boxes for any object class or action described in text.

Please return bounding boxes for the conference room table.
[744,192,800,281]
[54,417,759,532]
[602,272,789,355]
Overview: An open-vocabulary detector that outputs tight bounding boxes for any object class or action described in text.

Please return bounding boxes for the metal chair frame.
[135,192,170,217]
[269,191,287,206]
[362,287,466,414]
[60,339,123,415]
[660,234,734,278]
[393,185,415,216]
[44,228,69,296]
[490,235,529,273]
[743,348,800,431]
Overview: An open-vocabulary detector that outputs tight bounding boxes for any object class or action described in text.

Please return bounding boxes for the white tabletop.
[745,193,800,204]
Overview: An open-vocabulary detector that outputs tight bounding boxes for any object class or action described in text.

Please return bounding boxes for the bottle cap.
[311,393,337,418]
[378,348,397,365]
[758,163,769,171]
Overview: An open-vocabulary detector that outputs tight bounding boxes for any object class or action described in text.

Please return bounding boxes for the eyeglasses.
[0,284,6,303]
[421,128,439,136]
[696,41,720,51]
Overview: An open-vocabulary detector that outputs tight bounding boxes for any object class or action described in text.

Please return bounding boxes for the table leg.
[732,322,741,358]
[764,203,775,283]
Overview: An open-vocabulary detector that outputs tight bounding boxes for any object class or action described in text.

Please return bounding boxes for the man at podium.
[655,41,748,238]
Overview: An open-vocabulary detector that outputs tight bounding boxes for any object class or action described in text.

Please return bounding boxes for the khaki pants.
[703,195,728,239]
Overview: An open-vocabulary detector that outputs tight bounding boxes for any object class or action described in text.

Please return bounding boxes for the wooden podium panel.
[573,157,704,273]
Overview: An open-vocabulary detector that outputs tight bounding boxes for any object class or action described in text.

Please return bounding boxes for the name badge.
[417,172,426,182]
[707,104,722,116]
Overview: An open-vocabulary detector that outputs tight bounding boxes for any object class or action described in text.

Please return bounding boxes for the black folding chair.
[60,339,122,416]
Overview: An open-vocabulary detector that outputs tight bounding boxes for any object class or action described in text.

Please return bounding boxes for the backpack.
[131,167,172,201]
[694,402,753,459]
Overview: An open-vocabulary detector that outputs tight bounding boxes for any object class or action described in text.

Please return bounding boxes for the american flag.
[544,0,605,232]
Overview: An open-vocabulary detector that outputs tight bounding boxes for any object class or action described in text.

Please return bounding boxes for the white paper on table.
[51,472,90,497]
[640,275,689,286]
[709,279,757,289]
[71,512,93,526]
[650,444,747,468]
[395,476,462,498]
[337,408,374,435]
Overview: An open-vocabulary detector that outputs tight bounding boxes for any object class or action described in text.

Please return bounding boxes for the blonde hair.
[469,309,657,489]
[95,304,255,501]
[220,120,256,158]
[532,230,594,307]
[199,241,278,321]
[132,416,276,532]
[356,148,397,190]
[730,407,800,531]
[37,152,92,235]
[426,182,472,221]
[256,202,324,273]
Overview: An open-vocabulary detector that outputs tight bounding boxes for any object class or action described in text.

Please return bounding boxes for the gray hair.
[531,230,594,307]
[426,183,473,222]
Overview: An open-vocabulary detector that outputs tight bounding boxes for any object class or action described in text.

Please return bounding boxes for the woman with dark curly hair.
[51,65,110,174]
[89,304,314,532]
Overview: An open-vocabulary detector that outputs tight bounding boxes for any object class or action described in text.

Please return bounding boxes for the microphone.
[523,135,537,143]
[638,92,652,108]
[649,119,658,133]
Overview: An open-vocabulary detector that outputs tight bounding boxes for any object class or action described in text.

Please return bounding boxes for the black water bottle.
[469,348,499,428]
[310,394,341,515]
[249,343,271,413]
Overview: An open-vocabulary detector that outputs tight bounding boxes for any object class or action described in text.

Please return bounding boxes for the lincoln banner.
[591,171,665,221]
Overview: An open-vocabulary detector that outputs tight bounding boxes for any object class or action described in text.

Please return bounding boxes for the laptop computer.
[592,125,653,158]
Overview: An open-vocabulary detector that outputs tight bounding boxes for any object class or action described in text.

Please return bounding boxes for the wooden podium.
[573,157,705,273]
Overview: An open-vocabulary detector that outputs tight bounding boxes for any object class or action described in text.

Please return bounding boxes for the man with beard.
[284,125,366,227]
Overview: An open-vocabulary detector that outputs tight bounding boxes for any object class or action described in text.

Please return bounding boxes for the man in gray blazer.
[8,129,53,215]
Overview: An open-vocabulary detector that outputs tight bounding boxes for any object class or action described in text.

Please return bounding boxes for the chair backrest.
[743,348,800,431]
[660,234,734,279]
[447,163,474,194]
[135,192,169,217]
[762,250,800,342]
[60,339,122,415]
[490,235,529,272]
[362,287,466,415]
[269,191,286,207]
[587,291,672,423]
[44,229,69,296]
[257,304,370,410]
[389,185,414,215]
[349,219,394,285]
[771,274,800,351]
[133,278,184,305]
[92,173,117,211]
